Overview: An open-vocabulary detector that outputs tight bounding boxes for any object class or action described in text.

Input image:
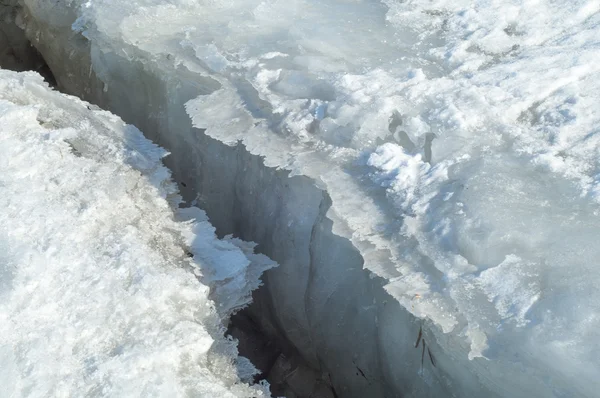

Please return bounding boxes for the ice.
[0,69,274,397]
[14,0,600,396]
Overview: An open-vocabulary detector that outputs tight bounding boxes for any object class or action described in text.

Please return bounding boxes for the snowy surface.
[18,0,600,396]
[0,69,273,397]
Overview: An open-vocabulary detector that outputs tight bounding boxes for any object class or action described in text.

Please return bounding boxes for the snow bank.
[0,69,274,397]
[17,0,600,397]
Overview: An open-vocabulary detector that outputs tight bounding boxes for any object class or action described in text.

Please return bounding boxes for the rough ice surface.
[0,69,274,397]
[16,0,600,397]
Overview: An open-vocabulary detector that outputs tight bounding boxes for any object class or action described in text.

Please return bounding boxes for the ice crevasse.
[11,0,600,397]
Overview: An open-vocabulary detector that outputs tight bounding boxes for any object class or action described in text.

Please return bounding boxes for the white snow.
[15,0,600,396]
[0,69,273,397]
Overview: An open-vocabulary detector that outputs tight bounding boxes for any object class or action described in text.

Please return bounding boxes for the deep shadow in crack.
[0,2,56,86]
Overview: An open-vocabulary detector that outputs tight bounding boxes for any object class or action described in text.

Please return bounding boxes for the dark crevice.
[228,303,337,398]
[0,2,56,85]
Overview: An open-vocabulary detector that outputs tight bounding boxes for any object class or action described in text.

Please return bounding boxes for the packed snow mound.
[19,0,600,396]
[0,69,274,397]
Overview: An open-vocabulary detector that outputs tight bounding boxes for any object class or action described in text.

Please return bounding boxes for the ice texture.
[17,0,600,397]
[0,69,274,397]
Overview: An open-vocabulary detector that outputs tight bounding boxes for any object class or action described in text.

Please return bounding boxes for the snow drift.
[12,0,600,397]
[0,69,275,397]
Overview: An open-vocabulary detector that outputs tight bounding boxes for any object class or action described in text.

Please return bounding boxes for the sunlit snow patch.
[0,69,273,397]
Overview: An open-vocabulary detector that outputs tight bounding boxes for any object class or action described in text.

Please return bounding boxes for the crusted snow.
[0,69,273,397]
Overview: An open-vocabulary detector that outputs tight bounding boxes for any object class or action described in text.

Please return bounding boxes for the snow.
[15,0,600,396]
[0,69,273,397]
